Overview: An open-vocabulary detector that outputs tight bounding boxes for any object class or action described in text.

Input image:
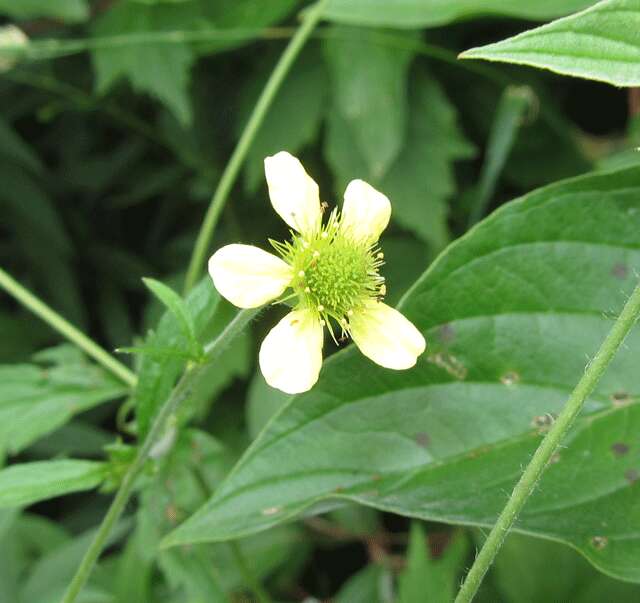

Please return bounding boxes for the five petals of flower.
[208,151,426,394]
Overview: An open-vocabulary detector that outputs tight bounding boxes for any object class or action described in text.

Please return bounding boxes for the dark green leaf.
[323,26,415,179]
[322,0,596,28]
[326,70,474,249]
[0,460,106,509]
[334,564,393,603]
[92,1,198,124]
[239,49,328,193]
[461,0,640,87]
[164,165,640,583]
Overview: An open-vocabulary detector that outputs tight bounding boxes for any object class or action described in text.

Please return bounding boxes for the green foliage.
[1,0,640,600]
[461,0,640,86]
[0,345,127,454]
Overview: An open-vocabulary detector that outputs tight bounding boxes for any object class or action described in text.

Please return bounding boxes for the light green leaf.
[0,460,106,509]
[164,165,640,582]
[142,277,201,358]
[92,1,198,125]
[461,0,640,87]
[399,525,468,603]
[322,0,596,28]
[323,26,415,179]
[0,345,127,454]
[0,0,88,22]
[134,278,220,438]
[325,71,474,250]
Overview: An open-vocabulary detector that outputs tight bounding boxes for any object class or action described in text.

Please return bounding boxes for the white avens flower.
[208,151,426,394]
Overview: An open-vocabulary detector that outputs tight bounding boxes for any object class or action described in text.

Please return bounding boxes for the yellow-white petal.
[264,151,321,236]
[208,244,292,309]
[259,309,323,394]
[350,301,425,370]
[341,179,391,243]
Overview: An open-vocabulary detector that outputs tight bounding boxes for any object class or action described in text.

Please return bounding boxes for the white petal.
[341,179,391,243]
[259,309,324,394]
[350,301,425,370]
[264,151,321,236]
[208,244,292,309]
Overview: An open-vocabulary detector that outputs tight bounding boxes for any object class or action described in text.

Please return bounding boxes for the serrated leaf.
[0,345,127,454]
[0,0,88,22]
[164,165,640,583]
[323,26,415,179]
[461,0,640,87]
[92,1,198,124]
[0,460,106,509]
[322,0,596,28]
[142,277,201,358]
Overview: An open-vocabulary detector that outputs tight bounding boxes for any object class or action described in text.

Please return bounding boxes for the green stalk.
[454,280,640,603]
[0,266,136,387]
[183,0,329,293]
[60,308,257,603]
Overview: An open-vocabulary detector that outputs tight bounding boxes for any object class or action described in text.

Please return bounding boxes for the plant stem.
[0,266,137,387]
[183,0,329,293]
[454,280,640,603]
[61,308,257,603]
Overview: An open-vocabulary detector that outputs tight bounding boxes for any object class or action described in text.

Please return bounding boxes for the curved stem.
[455,280,640,603]
[60,308,258,603]
[0,266,137,387]
[183,0,329,293]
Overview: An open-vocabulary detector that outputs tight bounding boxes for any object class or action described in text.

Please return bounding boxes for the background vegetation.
[1,0,639,601]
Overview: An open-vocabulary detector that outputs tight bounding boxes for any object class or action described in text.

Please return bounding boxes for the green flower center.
[271,209,385,337]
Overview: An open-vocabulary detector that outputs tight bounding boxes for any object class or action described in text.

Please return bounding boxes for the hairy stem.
[183,0,329,293]
[60,308,258,603]
[0,266,136,387]
[455,280,640,603]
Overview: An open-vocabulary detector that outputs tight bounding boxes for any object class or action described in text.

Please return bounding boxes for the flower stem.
[454,280,640,603]
[0,266,137,387]
[60,308,258,603]
[183,0,329,293]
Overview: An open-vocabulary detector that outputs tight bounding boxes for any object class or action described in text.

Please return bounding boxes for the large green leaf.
[0,460,106,509]
[323,26,415,179]
[0,345,127,454]
[461,0,640,87]
[164,165,640,582]
[322,0,596,28]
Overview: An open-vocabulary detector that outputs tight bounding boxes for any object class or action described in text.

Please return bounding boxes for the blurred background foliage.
[0,0,639,601]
